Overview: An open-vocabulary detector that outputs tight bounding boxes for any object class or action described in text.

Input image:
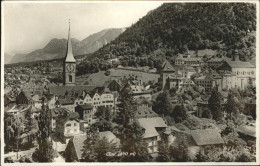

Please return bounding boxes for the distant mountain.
[4,53,14,64]
[9,28,125,64]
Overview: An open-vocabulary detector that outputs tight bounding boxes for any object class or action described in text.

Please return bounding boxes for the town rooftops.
[226,60,255,68]
[189,129,224,146]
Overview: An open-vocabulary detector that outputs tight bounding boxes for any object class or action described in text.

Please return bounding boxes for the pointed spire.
[65,19,76,63]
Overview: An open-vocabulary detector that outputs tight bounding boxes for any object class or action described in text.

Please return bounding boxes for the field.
[76,68,160,86]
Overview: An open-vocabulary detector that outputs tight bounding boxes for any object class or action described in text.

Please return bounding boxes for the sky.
[3,2,163,55]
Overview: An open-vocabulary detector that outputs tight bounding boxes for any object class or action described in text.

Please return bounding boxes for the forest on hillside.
[77,3,256,76]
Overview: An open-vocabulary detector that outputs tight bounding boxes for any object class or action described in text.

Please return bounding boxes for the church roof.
[65,21,76,63]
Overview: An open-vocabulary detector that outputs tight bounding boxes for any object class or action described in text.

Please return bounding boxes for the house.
[55,97,75,112]
[237,124,256,143]
[75,104,96,124]
[105,79,123,92]
[217,54,255,90]
[130,84,152,101]
[16,90,34,105]
[4,93,16,107]
[55,112,81,144]
[207,58,223,67]
[189,129,224,147]
[175,54,203,66]
[31,94,42,109]
[137,117,167,156]
[64,131,120,162]
[194,75,216,92]
[50,108,70,131]
[160,60,177,89]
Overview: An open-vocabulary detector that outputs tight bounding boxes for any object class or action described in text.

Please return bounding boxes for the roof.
[20,90,32,100]
[49,85,96,96]
[208,58,223,62]
[135,105,158,119]
[30,105,41,113]
[65,23,76,63]
[57,97,74,105]
[77,104,93,110]
[162,60,175,71]
[226,60,254,68]
[31,94,41,102]
[51,107,70,118]
[237,125,255,138]
[71,134,87,160]
[164,126,180,134]
[137,117,167,138]
[58,112,80,124]
[189,129,224,146]
[219,91,228,98]
[70,131,120,160]
[98,131,120,146]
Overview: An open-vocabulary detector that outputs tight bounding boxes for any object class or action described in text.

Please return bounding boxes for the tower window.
[69,75,73,83]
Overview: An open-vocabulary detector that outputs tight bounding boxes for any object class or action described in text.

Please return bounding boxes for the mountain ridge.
[9,28,125,64]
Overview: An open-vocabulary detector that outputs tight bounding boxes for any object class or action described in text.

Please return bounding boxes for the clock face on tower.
[66,63,75,72]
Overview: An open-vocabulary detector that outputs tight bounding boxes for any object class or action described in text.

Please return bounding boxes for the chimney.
[233,50,239,61]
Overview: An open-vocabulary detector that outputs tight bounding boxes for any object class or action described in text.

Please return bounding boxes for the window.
[66,123,71,127]
[74,123,77,126]
[69,75,72,83]
[74,129,77,132]
[67,129,70,133]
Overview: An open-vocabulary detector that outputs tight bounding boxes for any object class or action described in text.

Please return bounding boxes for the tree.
[224,92,239,122]
[157,141,171,161]
[170,139,189,162]
[23,107,37,148]
[120,121,149,162]
[115,81,149,162]
[32,99,56,162]
[171,104,188,123]
[153,90,173,116]
[208,87,223,121]
[81,130,119,162]
[94,106,113,132]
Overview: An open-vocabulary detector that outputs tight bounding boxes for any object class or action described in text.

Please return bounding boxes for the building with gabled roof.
[64,131,120,162]
[56,112,82,144]
[137,117,167,155]
[75,104,96,124]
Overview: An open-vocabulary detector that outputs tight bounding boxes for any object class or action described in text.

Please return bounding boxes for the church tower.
[63,20,76,86]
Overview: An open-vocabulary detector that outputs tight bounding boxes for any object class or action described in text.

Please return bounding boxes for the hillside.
[9,28,125,64]
[4,53,14,64]
[89,3,256,62]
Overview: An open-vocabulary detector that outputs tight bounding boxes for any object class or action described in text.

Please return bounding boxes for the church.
[49,22,96,97]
